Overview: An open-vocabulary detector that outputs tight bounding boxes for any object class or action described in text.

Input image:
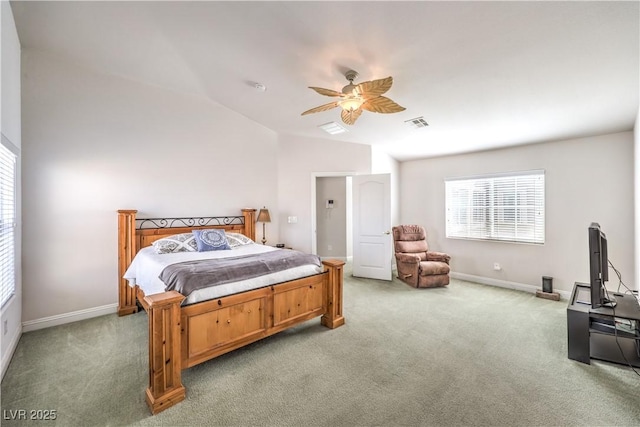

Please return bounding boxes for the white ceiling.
[10,1,640,161]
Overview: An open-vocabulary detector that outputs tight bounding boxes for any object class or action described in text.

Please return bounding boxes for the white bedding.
[123,243,324,305]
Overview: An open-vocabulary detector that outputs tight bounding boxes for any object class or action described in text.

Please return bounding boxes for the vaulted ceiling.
[11,1,639,161]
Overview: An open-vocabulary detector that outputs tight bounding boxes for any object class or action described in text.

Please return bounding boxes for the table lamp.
[257,207,271,245]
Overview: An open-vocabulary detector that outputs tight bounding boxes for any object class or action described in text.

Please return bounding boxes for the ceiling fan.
[301,70,405,125]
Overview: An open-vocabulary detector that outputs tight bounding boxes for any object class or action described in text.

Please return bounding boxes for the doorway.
[312,174,353,261]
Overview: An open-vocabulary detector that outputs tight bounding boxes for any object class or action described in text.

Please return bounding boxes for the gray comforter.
[159,250,323,297]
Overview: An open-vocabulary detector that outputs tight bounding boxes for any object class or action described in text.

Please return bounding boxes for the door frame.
[310,171,355,256]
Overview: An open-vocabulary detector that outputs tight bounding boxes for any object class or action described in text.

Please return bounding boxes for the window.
[445,170,545,244]
[0,142,16,307]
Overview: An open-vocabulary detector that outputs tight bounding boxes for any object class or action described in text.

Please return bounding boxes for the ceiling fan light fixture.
[339,97,364,111]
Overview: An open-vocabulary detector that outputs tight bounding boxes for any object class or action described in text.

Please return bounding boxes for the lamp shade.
[257,208,271,223]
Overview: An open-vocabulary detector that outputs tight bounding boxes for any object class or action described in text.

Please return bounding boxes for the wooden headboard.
[116,208,257,315]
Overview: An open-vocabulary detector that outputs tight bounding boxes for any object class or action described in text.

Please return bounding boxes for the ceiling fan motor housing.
[342,84,357,95]
[342,70,359,94]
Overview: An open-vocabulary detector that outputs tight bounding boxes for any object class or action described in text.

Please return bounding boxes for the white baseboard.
[450,272,571,300]
[22,303,118,333]
[1,323,22,380]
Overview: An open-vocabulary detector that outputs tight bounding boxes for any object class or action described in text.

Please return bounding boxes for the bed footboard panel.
[272,273,326,329]
[181,288,271,368]
[180,272,330,369]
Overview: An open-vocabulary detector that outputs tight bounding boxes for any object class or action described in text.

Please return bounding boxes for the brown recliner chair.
[392,225,451,288]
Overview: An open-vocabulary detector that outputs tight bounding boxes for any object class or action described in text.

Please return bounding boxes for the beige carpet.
[2,271,639,426]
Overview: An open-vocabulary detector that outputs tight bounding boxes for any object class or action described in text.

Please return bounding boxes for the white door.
[352,174,392,280]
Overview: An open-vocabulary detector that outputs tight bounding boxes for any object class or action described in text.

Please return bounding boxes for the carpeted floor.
[2,271,639,426]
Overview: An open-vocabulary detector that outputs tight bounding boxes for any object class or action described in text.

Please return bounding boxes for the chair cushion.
[392,225,426,241]
[393,225,430,253]
[419,261,450,276]
[395,240,428,253]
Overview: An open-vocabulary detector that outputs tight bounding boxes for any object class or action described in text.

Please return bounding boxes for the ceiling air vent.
[404,116,429,129]
[318,121,348,135]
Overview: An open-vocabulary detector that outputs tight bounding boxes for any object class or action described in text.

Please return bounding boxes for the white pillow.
[226,232,254,248]
[152,233,198,254]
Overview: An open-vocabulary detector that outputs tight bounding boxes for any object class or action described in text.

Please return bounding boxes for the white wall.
[635,108,640,291]
[21,51,279,323]
[371,146,400,232]
[400,132,634,295]
[277,135,371,253]
[1,0,22,378]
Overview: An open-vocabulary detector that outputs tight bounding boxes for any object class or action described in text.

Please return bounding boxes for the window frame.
[0,138,17,308]
[445,170,545,245]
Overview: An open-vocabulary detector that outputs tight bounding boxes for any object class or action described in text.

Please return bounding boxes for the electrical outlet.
[493,262,502,271]
[327,245,332,251]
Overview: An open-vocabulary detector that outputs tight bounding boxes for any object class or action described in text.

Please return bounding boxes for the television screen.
[588,223,615,309]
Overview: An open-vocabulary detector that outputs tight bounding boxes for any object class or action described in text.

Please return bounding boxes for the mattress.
[123,243,324,305]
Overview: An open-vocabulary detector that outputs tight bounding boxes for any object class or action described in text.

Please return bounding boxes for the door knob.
[384,231,391,235]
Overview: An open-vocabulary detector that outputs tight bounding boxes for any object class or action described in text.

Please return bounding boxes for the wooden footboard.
[117,210,345,414]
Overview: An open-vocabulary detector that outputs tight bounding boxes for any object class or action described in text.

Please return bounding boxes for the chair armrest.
[395,253,421,264]
[426,251,451,264]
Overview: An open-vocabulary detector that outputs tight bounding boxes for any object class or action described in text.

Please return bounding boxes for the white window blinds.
[445,170,545,244]
[0,142,16,307]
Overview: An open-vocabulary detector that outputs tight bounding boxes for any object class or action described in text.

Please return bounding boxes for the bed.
[117,209,345,414]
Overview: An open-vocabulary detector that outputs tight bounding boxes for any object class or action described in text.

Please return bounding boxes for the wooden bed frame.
[117,209,345,414]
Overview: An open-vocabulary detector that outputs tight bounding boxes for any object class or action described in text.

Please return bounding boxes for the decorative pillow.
[192,229,231,252]
[226,232,254,248]
[152,233,197,254]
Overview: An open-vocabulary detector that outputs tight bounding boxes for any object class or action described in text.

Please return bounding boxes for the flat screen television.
[588,222,616,308]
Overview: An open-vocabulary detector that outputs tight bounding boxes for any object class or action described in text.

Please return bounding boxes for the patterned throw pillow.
[192,229,231,252]
[152,233,198,254]
[226,232,254,248]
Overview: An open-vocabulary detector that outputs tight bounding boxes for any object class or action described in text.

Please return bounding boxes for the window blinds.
[0,143,16,307]
[445,170,545,244]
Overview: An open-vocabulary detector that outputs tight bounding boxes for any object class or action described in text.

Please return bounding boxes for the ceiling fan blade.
[354,76,393,99]
[361,96,406,114]
[301,101,340,116]
[309,87,344,97]
[340,108,363,125]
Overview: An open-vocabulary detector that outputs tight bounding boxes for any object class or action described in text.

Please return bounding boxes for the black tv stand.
[600,298,617,309]
[567,282,640,368]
